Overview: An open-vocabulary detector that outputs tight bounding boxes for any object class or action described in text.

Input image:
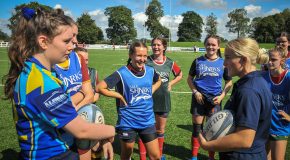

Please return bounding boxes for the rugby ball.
[76,104,105,150]
[203,109,235,141]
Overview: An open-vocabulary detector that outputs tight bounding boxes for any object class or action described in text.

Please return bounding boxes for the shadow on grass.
[111,135,140,160]
[176,124,192,132]
[1,149,19,160]
[164,143,209,160]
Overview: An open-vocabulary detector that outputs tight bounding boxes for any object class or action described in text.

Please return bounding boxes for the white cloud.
[216,16,237,40]
[244,4,261,18]
[265,8,280,16]
[160,15,183,41]
[179,0,227,9]
[88,9,108,38]
[54,4,62,9]
[53,4,74,18]
[133,12,149,39]
[0,19,11,36]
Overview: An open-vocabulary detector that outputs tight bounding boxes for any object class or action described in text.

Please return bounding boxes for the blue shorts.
[190,93,221,117]
[117,125,157,143]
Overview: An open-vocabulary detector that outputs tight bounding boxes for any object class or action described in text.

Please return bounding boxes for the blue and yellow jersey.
[13,57,78,160]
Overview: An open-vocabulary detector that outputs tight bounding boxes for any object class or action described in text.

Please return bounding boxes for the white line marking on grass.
[171,91,231,96]
[0,60,8,62]
[171,91,192,94]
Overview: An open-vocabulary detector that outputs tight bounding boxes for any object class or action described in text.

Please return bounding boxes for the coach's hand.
[278,110,290,122]
[213,93,225,105]
[198,133,209,150]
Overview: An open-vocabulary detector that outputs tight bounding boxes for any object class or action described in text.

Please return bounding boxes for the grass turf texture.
[0,47,289,160]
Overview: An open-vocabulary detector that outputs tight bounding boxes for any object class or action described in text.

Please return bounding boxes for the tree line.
[3,1,290,44]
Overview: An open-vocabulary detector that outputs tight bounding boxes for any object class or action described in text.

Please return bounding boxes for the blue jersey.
[115,65,155,129]
[263,70,290,136]
[192,56,225,96]
[285,58,290,69]
[13,57,78,160]
[55,51,82,96]
[220,71,272,160]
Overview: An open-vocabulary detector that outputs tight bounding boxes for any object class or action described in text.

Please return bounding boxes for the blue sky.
[1,0,289,41]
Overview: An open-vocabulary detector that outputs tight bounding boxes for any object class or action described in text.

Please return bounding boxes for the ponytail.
[2,7,72,100]
[127,58,131,65]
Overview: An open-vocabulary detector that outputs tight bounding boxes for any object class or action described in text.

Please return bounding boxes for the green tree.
[8,2,52,34]
[205,12,218,36]
[145,0,169,38]
[0,29,9,41]
[226,8,250,38]
[249,17,262,39]
[105,6,136,44]
[177,11,203,42]
[255,16,276,42]
[77,13,103,44]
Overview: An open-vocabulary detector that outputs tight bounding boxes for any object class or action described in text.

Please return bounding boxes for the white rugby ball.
[76,103,105,150]
[203,109,235,141]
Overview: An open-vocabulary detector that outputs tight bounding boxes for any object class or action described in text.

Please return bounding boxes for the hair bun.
[258,48,267,55]
[22,7,36,20]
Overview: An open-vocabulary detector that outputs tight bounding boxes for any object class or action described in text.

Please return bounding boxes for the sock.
[157,133,164,156]
[192,136,200,157]
[138,139,146,160]
[208,151,215,160]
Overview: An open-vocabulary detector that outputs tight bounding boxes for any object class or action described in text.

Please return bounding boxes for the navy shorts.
[219,150,267,160]
[47,149,79,160]
[190,93,221,117]
[117,125,157,143]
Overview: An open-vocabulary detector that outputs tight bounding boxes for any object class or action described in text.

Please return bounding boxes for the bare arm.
[63,116,115,140]
[187,74,204,105]
[75,82,94,110]
[96,80,127,106]
[213,80,233,105]
[199,127,256,152]
[187,74,197,92]
[168,71,183,91]
[93,70,100,102]
[152,77,162,93]
[71,91,85,106]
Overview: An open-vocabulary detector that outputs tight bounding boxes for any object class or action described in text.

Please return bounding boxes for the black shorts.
[117,125,157,143]
[155,112,169,118]
[47,149,79,160]
[190,93,221,117]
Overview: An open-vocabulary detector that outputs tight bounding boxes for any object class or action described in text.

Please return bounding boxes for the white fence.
[85,44,206,52]
[0,42,9,47]
[0,42,207,53]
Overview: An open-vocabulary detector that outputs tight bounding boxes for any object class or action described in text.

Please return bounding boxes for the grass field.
[0,47,289,160]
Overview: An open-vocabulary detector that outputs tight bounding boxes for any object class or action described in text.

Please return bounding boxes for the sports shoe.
[191,157,197,160]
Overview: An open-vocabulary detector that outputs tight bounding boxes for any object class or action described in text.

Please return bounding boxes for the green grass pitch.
[0,47,289,160]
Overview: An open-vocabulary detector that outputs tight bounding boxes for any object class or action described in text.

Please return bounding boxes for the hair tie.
[21,7,36,20]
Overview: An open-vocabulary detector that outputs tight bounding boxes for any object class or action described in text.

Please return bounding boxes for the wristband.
[192,89,198,95]
[79,90,85,97]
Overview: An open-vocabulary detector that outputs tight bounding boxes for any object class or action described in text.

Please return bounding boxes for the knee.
[148,153,161,160]
[156,128,165,135]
